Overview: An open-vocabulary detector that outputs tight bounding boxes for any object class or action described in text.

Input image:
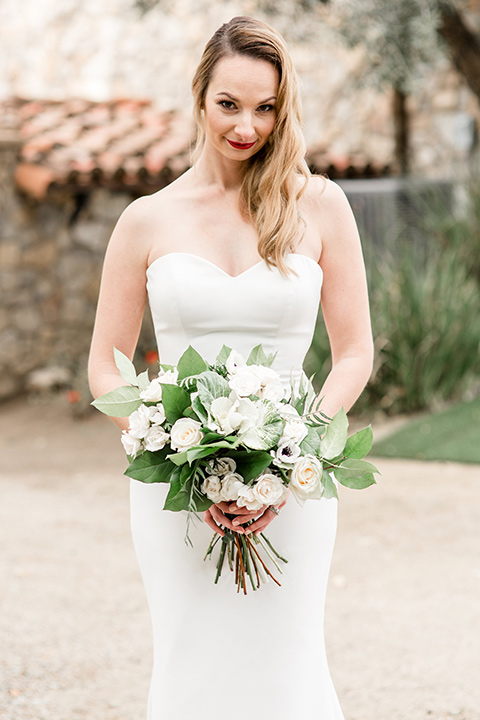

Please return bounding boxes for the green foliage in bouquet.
[92,344,379,592]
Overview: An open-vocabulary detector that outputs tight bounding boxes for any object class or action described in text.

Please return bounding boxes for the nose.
[234,112,255,141]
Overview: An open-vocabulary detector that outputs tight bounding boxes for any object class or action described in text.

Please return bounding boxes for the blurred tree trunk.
[393,86,409,175]
[437,1,480,99]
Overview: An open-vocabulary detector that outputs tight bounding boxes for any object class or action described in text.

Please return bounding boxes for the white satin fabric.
[130,252,345,720]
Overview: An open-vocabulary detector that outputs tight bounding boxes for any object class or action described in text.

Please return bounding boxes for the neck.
[192,139,247,191]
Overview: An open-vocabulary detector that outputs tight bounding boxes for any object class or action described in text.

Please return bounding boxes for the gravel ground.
[1,398,479,720]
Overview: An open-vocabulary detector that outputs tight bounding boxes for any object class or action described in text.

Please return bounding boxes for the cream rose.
[220,472,245,502]
[206,457,237,476]
[143,425,170,452]
[121,431,142,458]
[236,484,264,512]
[170,417,203,451]
[252,473,288,506]
[150,403,166,425]
[289,455,324,506]
[201,474,223,503]
[254,366,285,402]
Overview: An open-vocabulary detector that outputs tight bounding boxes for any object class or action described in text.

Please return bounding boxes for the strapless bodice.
[146,252,323,385]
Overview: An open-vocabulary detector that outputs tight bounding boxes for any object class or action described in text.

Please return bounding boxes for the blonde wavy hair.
[191,16,311,275]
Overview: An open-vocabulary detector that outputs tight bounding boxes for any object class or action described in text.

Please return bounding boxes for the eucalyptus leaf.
[136,369,150,392]
[334,458,379,489]
[124,448,174,483]
[177,345,209,381]
[246,344,276,367]
[321,470,339,500]
[91,385,142,417]
[320,408,348,459]
[215,344,233,367]
[160,384,191,424]
[113,347,138,386]
[344,426,374,460]
[300,426,322,455]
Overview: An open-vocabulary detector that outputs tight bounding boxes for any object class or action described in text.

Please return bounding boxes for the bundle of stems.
[204,520,288,594]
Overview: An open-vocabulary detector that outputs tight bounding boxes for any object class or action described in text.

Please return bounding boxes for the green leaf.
[191,395,208,423]
[322,470,339,499]
[136,369,150,392]
[320,408,349,459]
[91,385,142,417]
[334,458,379,489]
[344,426,374,459]
[167,440,240,466]
[200,431,226,445]
[239,400,283,450]
[229,449,273,482]
[300,426,322,455]
[164,464,196,512]
[215,344,233,367]
[113,347,138,386]
[160,363,175,372]
[160,383,191,424]
[177,345,209,381]
[124,448,174,483]
[196,371,230,408]
[246,344,276,367]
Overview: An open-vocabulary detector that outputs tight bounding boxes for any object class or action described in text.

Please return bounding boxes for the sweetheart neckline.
[146,251,323,280]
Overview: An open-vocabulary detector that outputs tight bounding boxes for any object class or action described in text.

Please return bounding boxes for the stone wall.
[0,136,156,403]
[1,0,479,177]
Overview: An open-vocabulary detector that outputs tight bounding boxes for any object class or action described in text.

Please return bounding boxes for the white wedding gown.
[130,252,345,720]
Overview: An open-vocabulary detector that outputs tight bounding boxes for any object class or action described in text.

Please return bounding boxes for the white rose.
[220,472,245,502]
[273,440,302,466]
[158,368,178,384]
[228,366,262,397]
[121,431,142,457]
[201,474,223,503]
[225,350,246,375]
[289,455,324,506]
[281,419,308,445]
[252,472,288,506]
[128,404,156,439]
[236,484,265,512]
[254,366,285,402]
[143,425,170,452]
[150,403,166,425]
[140,378,163,402]
[206,457,237,476]
[170,417,203,451]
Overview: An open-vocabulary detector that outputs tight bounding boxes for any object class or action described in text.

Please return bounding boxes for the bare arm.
[313,180,374,418]
[88,197,152,431]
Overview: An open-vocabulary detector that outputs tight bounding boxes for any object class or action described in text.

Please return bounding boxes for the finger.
[203,509,224,537]
[245,507,277,535]
[232,511,263,526]
[210,505,244,534]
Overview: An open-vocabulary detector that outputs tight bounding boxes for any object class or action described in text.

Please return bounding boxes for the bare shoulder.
[302,175,351,215]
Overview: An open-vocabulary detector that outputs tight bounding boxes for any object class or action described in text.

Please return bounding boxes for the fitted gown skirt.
[130,478,345,720]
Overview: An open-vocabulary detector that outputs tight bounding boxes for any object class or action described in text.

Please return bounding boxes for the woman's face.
[201,54,279,161]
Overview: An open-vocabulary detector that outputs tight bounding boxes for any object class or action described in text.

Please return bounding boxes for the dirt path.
[1,398,479,720]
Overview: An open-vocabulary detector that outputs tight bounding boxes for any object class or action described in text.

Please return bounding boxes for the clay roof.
[1,97,391,200]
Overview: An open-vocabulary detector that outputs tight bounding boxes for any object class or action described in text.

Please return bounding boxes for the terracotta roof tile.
[1,97,392,200]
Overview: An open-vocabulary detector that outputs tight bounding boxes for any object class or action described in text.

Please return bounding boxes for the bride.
[88,15,373,720]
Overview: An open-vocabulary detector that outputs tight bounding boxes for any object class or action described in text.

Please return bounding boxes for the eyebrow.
[215,92,277,103]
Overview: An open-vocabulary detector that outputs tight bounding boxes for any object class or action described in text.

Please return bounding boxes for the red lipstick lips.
[227,139,256,149]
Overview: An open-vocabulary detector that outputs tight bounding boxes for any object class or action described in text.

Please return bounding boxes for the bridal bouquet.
[92,344,379,593]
